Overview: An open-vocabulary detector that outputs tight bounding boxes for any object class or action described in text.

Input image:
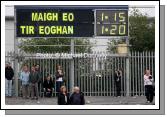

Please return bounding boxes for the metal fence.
[5,51,155,96]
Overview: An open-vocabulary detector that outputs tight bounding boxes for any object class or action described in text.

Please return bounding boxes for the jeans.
[115,82,121,96]
[44,88,52,97]
[22,84,30,98]
[29,83,39,99]
[5,79,12,96]
[145,85,154,102]
[56,81,63,94]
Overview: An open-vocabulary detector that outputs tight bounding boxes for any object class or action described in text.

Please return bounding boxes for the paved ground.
[6,96,155,105]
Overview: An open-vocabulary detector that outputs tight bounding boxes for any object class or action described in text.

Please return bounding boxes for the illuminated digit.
[119,25,126,35]
[101,13,104,21]
[119,12,125,22]
[102,25,104,34]
[114,13,117,22]
[110,25,117,35]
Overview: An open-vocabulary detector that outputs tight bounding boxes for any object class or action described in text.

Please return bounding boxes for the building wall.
[5,19,14,52]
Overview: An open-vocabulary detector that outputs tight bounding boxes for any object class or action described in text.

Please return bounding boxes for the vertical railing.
[5,51,155,97]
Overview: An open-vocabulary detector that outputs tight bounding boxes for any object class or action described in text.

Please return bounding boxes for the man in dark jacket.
[29,66,40,100]
[114,70,122,97]
[43,74,54,97]
[35,64,42,96]
[5,62,14,97]
[70,87,85,105]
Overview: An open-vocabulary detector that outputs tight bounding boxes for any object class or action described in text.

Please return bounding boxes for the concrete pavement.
[5,96,155,105]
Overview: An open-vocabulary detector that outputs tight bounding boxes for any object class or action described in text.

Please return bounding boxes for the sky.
[5,5,155,17]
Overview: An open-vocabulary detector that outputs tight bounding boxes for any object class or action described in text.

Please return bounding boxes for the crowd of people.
[5,62,155,104]
[5,63,85,105]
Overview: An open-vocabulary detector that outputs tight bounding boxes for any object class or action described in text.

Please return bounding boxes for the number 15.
[114,12,125,22]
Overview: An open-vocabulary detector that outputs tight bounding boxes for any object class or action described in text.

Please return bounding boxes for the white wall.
[5,20,14,52]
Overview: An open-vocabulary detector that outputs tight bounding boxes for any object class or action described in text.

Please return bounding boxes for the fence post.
[70,39,74,93]
[126,37,130,96]
[14,7,19,96]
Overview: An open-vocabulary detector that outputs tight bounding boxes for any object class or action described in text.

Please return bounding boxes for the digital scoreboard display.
[15,6,128,38]
[96,10,128,36]
[16,7,94,37]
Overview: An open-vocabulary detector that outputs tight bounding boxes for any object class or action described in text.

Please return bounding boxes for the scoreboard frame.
[94,9,129,38]
[15,5,129,38]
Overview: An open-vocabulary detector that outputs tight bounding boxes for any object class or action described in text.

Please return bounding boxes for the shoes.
[146,101,150,103]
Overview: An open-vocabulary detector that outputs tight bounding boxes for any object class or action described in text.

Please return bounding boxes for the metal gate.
[5,51,155,96]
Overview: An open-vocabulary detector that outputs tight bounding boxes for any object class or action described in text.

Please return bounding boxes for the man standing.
[20,65,30,99]
[29,66,40,100]
[114,69,122,97]
[5,62,14,97]
[35,64,42,96]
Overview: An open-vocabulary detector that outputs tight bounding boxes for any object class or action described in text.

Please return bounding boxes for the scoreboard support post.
[126,37,130,96]
[70,39,75,93]
[14,8,19,96]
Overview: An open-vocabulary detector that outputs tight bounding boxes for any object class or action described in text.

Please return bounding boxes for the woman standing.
[55,65,64,95]
[57,86,70,105]
[144,70,154,103]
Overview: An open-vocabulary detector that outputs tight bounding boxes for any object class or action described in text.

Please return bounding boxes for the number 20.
[110,25,126,35]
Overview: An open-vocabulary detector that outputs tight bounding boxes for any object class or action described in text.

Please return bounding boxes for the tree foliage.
[107,8,155,52]
[129,8,155,51]
[19,38,92,53]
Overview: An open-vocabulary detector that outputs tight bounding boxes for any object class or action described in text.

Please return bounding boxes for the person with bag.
[144,69,154,104]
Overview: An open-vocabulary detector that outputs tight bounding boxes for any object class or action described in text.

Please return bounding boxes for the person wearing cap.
[5,62,14,97]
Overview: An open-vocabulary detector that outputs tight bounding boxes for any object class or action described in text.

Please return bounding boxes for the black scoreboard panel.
[96,10,128,36]
[15,6,128,37]
[16,8,94,37]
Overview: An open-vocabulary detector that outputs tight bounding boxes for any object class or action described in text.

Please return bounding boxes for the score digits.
[97,10,128,36]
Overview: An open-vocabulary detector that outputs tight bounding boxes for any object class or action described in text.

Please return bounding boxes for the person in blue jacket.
[20,65,30,99]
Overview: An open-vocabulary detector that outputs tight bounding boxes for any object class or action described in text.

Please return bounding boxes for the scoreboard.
[15,6,128,37]
[96,10,128,36]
